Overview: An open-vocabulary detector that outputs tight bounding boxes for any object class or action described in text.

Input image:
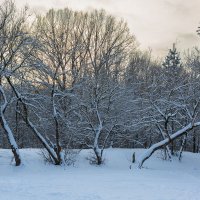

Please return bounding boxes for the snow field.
[0,148,200,200]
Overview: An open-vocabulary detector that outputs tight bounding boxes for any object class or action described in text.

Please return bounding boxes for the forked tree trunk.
[158,126,172,160]
[7,77,61,165]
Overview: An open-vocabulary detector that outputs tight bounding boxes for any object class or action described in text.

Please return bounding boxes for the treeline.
[1,1,200,166]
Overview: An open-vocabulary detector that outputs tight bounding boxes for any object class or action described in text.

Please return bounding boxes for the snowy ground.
[0,148,200,200]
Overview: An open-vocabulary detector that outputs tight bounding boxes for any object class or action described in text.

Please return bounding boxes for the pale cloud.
[1,0,200,57]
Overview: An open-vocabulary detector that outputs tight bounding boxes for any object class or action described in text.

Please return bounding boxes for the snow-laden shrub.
[40,148,79,166]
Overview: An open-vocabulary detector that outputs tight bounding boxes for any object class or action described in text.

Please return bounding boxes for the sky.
[4,0,200,58]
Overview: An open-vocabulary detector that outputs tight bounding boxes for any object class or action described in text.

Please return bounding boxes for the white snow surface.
[0,148,200,200]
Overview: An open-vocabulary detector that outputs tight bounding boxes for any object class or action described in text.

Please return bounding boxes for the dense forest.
[1,0,200,168]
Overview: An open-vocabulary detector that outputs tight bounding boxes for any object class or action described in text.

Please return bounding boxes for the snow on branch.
[138,121,200,168]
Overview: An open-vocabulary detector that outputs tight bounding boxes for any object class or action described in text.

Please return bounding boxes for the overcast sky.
[4,0,200,57]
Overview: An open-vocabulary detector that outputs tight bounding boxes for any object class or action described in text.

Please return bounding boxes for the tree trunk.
[0,112,21,166]
[178,134,187,161]
[171,141,174,155]
[193,133,196,153]
[0,85,21,166]
[94,147,102,165]
[26,119,60,165]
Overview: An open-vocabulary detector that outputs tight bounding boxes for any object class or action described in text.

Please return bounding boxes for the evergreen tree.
[162,43,183,86]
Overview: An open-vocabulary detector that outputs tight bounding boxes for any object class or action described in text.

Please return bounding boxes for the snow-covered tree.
[162,43,185,86]
[0,0,33,166]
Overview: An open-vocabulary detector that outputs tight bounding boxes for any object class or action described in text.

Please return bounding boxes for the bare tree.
[0,0,34,165]
[138,82,200,168]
